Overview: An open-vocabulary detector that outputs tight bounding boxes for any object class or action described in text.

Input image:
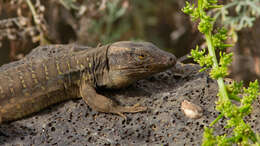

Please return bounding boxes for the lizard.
[0,41,176,123]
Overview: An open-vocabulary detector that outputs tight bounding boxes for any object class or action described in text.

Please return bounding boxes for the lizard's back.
[0,44,92,122]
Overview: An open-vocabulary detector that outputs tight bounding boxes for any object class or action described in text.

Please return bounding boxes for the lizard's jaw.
[148,52,176,73]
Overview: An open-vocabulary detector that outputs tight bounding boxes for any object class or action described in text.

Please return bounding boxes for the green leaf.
[202,127,217,146]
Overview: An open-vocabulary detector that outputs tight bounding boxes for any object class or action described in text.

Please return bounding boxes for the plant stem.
[25,0,38,24]
[205,33,229,101]
[26,0,49,44]
[209,113,224,127]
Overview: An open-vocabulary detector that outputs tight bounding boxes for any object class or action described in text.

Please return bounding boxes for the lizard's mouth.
[114,62,175,78]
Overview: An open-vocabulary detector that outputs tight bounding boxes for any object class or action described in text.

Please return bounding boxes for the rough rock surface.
[1,63,260,145]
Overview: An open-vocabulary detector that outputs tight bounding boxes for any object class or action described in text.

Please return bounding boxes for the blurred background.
[0,0,259,84]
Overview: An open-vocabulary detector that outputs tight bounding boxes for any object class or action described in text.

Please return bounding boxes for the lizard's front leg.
[79,81,147,119]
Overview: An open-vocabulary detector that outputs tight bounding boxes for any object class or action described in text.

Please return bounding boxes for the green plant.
[214,0,260,31]
[88,0,129,44]
[213,0,260,42]
[183,0,260,145]
[59,0,79,10]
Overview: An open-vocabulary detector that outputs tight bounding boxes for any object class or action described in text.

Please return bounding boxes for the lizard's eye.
[138,54,146,60]
[131,52,148,62]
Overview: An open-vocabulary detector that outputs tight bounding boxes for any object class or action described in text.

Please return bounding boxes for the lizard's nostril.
[169,56,176,65]
[169,57,174,62]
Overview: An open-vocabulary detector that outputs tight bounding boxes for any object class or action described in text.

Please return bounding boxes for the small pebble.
[181,100,203,119]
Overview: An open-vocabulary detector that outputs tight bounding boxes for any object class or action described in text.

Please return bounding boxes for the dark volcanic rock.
[1,63,260,145]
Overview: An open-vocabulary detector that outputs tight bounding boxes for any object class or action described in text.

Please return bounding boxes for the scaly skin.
[0,41,176,123]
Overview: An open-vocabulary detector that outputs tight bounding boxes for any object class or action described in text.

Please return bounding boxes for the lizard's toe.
[111,103,147,114]
[125,103,147,113]
[115,112,127,119]
[113,104,147,119]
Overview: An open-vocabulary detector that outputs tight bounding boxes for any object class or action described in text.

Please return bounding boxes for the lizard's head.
[104,41,176,89]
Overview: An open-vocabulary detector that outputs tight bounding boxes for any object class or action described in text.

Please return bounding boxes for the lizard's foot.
[80,82,147,119]
[112,103,147,119]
